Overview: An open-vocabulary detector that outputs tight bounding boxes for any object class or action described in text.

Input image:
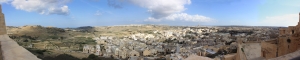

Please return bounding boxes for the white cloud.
[260,14,299,26]
[128,0,191,19]
[145,13,213,22]
[165,13,212,22]
[108,0,213,22]
[128,0,214,22]
[144,17,161,22]
[11,0,71,15]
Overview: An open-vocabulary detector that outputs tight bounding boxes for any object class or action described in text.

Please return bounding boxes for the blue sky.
[1,0,300,27]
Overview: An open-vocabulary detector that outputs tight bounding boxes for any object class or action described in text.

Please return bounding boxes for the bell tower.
[0,4,6,35]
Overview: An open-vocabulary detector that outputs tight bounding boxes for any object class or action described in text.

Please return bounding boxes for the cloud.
[165,13,213,22]
[108,0,214,23]
[128,0,191,19]
[11,0,71,15]
[144,17,161,22]
[145,13,213,22]
[260,14,299,26]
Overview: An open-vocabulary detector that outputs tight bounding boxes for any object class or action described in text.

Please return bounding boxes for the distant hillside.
[216,25,285,28]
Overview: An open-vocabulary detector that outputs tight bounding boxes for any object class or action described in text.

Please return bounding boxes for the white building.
[95,45,101,55]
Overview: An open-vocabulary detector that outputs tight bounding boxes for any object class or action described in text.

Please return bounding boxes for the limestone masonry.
[0,4,40,60]
[0,5,6,35]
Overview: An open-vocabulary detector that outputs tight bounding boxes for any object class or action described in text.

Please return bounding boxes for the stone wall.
[290,36,300,53]
[261,40,277,59]
[277,24,300,56]
[0,4,40,60]
[278,36,289,56]
[0,5,6,35]
[0,42,2,60]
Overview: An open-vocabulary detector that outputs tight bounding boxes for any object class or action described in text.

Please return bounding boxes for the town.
[5,14,300,60]
[1,1,300,60]
[4,24,284,60]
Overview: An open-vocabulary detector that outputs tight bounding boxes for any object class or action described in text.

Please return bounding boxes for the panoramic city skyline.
[1,0,300,27]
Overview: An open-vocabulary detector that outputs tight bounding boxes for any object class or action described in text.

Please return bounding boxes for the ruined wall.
[277,36,290,56]
[261,41,277,59]
[290,36,300,53]
[279,28,287,36]
[289,25,300,53]
[0,5,6,35]
[278,23,300,55]
[277,13,300,57]
[290,13,300,52]
[288,26,296,35]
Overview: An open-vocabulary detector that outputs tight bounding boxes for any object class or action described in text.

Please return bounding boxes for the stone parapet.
[0,4,40,60]
[0,5,6,35]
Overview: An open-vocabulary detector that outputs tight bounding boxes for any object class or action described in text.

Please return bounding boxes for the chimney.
[0,4,6,35]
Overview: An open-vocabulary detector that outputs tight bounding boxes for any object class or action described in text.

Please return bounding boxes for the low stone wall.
[0,41,2,60]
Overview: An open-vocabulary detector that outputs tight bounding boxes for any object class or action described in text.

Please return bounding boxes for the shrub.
[88,54,97,59]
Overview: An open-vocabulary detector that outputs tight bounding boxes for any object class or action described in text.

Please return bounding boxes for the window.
[292,30,295,34]
[287,39,291,43]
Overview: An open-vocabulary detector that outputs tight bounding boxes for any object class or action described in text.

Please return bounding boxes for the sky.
[0,0,300,27]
